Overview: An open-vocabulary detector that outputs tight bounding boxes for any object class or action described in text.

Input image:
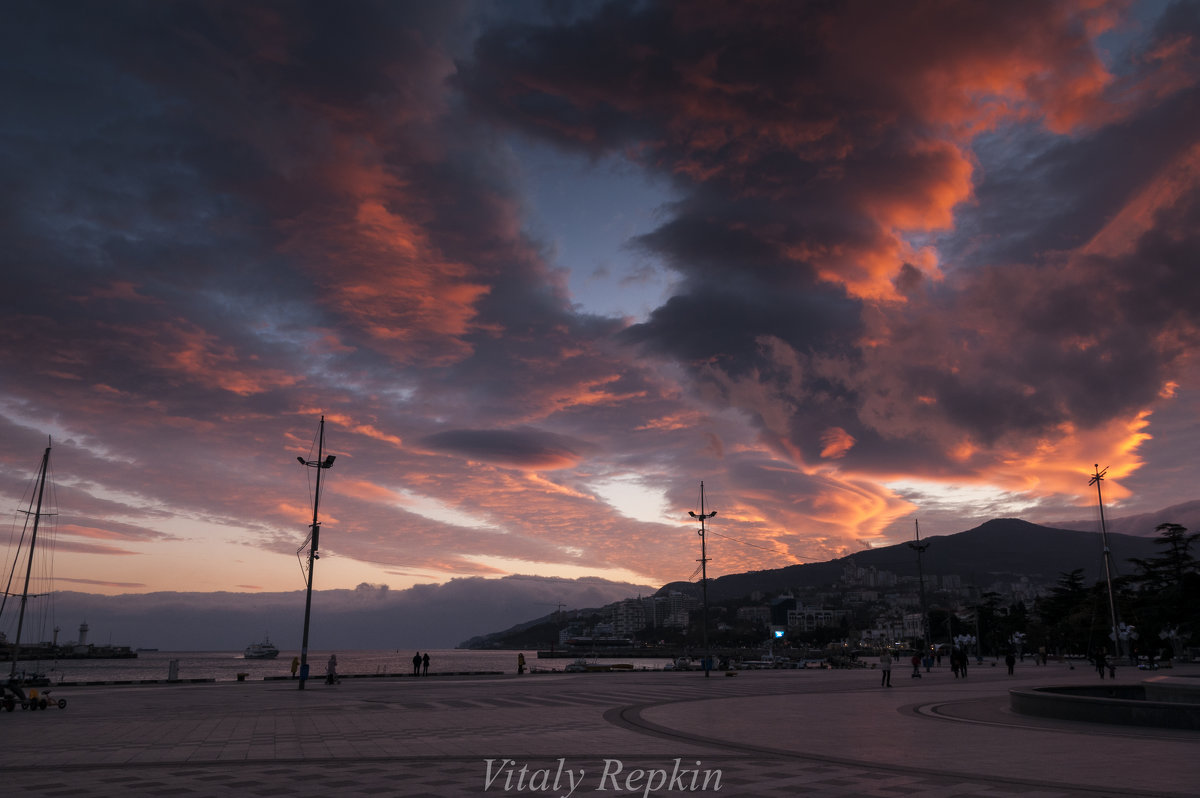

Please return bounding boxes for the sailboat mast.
[1089,465,1121,661]
[9,442,51,680]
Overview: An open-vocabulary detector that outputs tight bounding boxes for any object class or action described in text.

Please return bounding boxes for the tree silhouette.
[1127,523,1199,655]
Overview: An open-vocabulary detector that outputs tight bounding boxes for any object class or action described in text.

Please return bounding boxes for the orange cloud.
[819,427,855,459]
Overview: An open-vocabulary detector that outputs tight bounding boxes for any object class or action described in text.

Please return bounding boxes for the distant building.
[737,606,772,627]
[903,613,926,639]
[787,606,842,632]
[612,599,647,636]
[651,591,698,629]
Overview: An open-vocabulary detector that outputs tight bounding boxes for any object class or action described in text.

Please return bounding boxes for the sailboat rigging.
[2,442,53,684]
[1,441,68,710]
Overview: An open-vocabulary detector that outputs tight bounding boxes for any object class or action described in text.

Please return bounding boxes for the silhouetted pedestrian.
[412,651,421,676]
[290,656,299,679]
[1095,650,1107,679]
[910,653,921,678]
[517,653,526,675]
[1005,651,1016,675]
[325,654,338,685]
[880,651,892,687]
[422,652,430,676]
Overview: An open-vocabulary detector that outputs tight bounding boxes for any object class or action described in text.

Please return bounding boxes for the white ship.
[243,636,279,659]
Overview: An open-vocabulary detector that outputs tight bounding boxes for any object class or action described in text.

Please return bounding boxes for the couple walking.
[412,651,430,676]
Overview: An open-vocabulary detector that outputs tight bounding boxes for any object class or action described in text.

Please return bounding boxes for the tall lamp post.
[297,416,336,690]
[689,482,716,678]
[909,520,931,653]
[1089,465,1122,662]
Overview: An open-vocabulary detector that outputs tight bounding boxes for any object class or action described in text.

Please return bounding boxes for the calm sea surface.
[24,649,677,684]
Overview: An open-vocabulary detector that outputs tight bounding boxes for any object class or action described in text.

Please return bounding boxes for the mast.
[297,417,336,690]
[1089,465,1122,661]
[9,441,52,681]
[908,520,930,653]
[688,482,716,677]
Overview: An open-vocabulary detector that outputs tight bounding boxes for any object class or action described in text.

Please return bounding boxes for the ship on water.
[243,635,279,660]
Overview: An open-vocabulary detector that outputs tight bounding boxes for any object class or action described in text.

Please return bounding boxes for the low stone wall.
[1143,674,1200,704]
[1010,684,1200,730]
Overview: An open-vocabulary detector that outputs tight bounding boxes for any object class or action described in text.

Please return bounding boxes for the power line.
[706,529,821,563]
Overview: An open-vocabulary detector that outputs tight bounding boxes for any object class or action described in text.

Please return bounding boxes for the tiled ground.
[1,664,1195,796]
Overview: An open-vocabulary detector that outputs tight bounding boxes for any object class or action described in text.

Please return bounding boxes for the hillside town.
[544,560,1041,658]
[469,521,1198,668]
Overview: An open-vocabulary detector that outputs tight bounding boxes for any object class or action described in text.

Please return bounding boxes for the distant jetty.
[2,642,137,661]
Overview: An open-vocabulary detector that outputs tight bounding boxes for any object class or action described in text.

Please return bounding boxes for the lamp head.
[297,456,307,465]
[323,455,336,467]
[688,511,697,518]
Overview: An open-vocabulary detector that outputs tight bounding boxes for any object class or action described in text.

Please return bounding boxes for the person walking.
[880,650,892,687]
[517,653,526,675]
[412,651,421,676]
[422,652,430,676]
[910,653,921,678]
[1095,649,1107,679]
[325,654,338,685]
[290,656,299,679]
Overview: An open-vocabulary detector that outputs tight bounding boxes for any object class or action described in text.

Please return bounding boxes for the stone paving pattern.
[1,660,1195,796]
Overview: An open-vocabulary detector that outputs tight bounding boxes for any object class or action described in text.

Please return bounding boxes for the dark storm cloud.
[422,428,590,470]
[1,1,675,587]
[458,0,1200,481]
[2,1,1197,602]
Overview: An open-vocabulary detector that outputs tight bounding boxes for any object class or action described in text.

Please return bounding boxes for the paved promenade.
[1,659,1195,796]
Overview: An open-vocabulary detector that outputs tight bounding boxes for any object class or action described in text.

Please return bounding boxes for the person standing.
[412,651,421,676]
[517,653,526,675]
[290,656,300,679]
[325,654,338,685]
[910,653,921,678]
[1005,650,1016,675]
[879,650,892,687]
[1095,650,1107,679]
[422,652,430,676]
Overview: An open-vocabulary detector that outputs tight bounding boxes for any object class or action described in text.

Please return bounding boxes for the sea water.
[26,649,676,684]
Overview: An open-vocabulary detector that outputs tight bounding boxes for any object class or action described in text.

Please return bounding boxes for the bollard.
[168,659,179,681]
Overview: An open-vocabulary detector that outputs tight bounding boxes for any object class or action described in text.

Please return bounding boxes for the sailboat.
[1,441,67,710]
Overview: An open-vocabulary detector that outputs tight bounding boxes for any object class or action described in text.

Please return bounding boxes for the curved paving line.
[606,693,1194,798]
[912,695,1200,742]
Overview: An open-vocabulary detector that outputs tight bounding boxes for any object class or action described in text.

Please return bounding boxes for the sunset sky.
[2,0,1198,601]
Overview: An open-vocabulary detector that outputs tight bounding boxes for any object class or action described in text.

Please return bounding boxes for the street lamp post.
[297,416,336,690]
[1090,465,1123,662]
[689,482,716,678]
[909,520,931,653]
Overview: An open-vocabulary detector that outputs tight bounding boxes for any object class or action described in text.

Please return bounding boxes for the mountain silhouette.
[658,518,1160,602]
